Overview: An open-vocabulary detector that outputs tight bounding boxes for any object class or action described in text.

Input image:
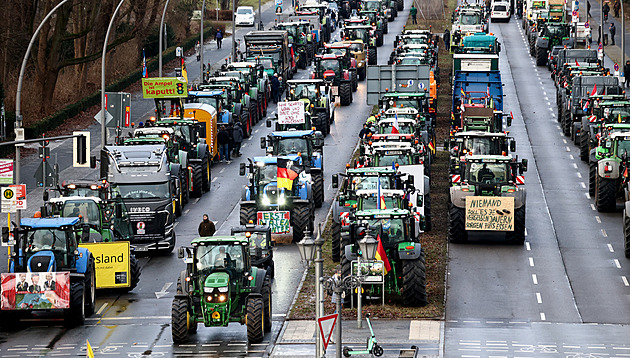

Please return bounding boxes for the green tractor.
[448,155,528,244]
[172,237,272,343]
[535,21,573,66]
[588,130,630,211]
[283,79,335,134]
[274,21,315,69]
[341,209,427,307]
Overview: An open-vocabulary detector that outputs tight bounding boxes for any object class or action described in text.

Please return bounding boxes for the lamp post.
[622,0,625,80]
[201,0,207,83]
[159,0,172,77]
[101,0,126,150]
[355,232,378,329]
[296,228,324,358]
[232,0,237,61]
[14,0,71,229]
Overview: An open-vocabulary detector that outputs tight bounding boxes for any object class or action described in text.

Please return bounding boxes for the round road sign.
[3,189,14,200]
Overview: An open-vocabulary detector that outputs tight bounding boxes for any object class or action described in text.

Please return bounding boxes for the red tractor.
[311,54,353,106]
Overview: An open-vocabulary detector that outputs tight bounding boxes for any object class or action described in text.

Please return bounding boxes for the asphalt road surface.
[0,1,412,357]
[444,13,630,358]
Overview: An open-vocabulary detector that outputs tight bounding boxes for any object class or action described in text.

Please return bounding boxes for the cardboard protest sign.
[465,196,515,231]
[277,101,305,124]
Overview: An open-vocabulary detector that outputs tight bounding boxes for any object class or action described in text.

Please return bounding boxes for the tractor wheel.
[397,0,403,10]
[376,31,384,47]
[202,159,211,192]
[505,207,526,244]
[528,37,536,56]
[340,82,352,106]
[316,112,328,136]
[368,48,377,66]
[312,172,324,208]
[175,197,182,218]
[358,66,366,81]
[191,164,204,198]
[171,297,190,343]
[126,254,141,292]
[596,176,617,212]
[331,219,341,262]
[383,21,389,34]
[181,171,190,205]
[291,204,312,242]
[262,276,272,332]
[64,281,85,327]
[240,204,257,225]
[579,131,590,162]
[401,252,428,307]
[242,112,251,138]
[351,71,358,92]
[424,194,432,232]
[392,7,398,18]
[589,162,597,196]
[246,296,265,343]
[562,108,572,136]
[257,93,265,119]
[340,250,352,308]
[536,47,547,66]
[250,101,259,125]
[447,205,468,243]
[85,257,96,316]
[624,209,630,258]
[269,260,275,278]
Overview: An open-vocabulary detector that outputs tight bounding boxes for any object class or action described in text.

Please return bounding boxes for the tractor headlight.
[278,193,286,205]
[263,195,271,206]
[218,286,228,293]
[204,287,213,293]
[219,294,227,302]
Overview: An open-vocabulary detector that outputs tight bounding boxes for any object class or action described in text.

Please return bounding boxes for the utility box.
[105,92,131,128]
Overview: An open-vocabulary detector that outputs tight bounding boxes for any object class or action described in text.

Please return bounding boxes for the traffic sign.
[0,159,13,184]
[318,313,338,351]
[585,21,590,28]
[615,63,619,71]
[94,109,114,125]
[1,187,17,213]
[10,184,26,210]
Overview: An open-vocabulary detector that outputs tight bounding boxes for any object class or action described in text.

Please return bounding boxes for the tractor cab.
[231,224,274,277]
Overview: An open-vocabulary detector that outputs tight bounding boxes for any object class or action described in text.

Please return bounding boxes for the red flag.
[374,234,391,275]
[575,59,579,66]
[277,158,299,190]
[590,84,597,97]
[391,113,400,134]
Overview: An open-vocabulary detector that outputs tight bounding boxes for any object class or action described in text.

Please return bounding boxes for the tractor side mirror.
[266,119,272,127]
[2,227,9,244]
[81,224,90,242]
[90,156,97,169]
[521,158,528,173]
[178,247,185,259]
[240,162,246,176]
[605,140,612,149]
[406,174,415,190]
[332,174,339,188]
[260,137,267,149]
[43,190,49,202]
[510,141,516,152]
[174,179,181,196]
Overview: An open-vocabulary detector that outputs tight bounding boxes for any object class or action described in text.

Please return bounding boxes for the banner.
[1,272,70,310]
[257,211,290,233]
[79,242,131,288]
[465,196,515,231]
[351,260,385,283]
[0,160,13,184]
[141,77,188,98]
[277,101,305,124]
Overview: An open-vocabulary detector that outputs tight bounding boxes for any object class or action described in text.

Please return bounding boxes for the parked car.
[236,6,256,26]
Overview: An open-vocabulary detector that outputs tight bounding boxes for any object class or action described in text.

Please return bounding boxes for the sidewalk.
[271,319,441,357]
[586,0,630,68]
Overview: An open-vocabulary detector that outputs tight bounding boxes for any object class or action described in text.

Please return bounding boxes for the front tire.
[448,205,468,243]
[240,204,257,225]
[64,281,85,327]
[291,204,312,242]
[171,297,190,343]
[247,297,265,343]
[191,164,204,198]
[340,82,352,106]
[624,209,630,258]
[312,172,324,208]
[401,252,428,307]
[331,219,342,262]
[505,207,526,244]
[596,176,618,212]
[368,48,377,66]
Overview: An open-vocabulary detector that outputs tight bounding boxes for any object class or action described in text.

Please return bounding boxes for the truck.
[244,31,293,84]
[452,71,504,129]
[100,145,179,253]
[0,218,95,327]
[172,237,272,343]
[448,155,528,244]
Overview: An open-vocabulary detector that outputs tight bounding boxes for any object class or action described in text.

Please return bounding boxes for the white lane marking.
[220,168,225,173]
[254,129,259,133]
[572,163,578,169]
[551,113,556,117]
[540,312,546,321]
[570,155,574,160]
[545,97,549,101]
[580,182,586,189]
[623,276,629,286]
[195,198,201,204]
[525,228,528,236]
[525,242,531,251]
[532,274,538,284]
[566,146,571,151]
[548,102,552,106]
[529,257,535,267]
[586,193,591,199]
[614,259,622,269]
[556,125,562,130]
[608,243,614,252]
[563,139,567,144]
[550,107,554,111]
[536,292,543,304]
[242,143,248,148]
[174,222,179,228]
[96,302,109,315]
[577,173,582,178]
[543,91,547,95]
[596,216,601,223]
[591,203,596,210]
[212,177,218,183]
[602,229,608,237]
[248,136,253,141]
[184,209,190,215]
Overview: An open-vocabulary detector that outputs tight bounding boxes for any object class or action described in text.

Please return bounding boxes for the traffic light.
[73,131,90,168]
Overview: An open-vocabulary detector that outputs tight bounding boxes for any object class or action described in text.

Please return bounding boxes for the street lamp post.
[14,0,71,229]
[622,1,625,78]
[356,233,378,328]
[101,0,127,150]
[201,0,207,83]
[297,229,324,358]
[232,0,238,61]
[159,0,172,77]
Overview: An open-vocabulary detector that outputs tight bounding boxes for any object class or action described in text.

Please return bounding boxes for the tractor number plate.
[332,86,339,96]
[257,211,290,234]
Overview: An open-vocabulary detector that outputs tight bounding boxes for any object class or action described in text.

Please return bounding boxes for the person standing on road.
[216,28,223,49]
[270,73,281,103]
[198,214,216,236]
[410,4,418,25]
[232,122,244,157]
[227,123,235,162]
[195,41,201,61]
[614,0,620,17]
[624,60,630,88]
[218,125,231,162]
[610,22,616,45]
[443,29,451,51]
[329,266,344,312]
[359,123,373,140]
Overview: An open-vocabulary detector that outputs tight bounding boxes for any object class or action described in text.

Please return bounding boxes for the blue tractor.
[239,156,315,242]
[261,130,325,208]
[0,217,96,327]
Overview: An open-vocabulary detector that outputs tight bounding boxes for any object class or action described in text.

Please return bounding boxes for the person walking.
[198,214,216,236]
[410,4,418,25]
[358,123,373,140]
[218,125,231,162]
[614,0,620,17]
[215,28,223,49]
[603,2,610,21]
[443,29,451,51]
[624,60,630,88]
[232,122,244,157]
[610,22,616,45]
[227,123,235,162]
[195,41,201,61]
[270,73,281,103]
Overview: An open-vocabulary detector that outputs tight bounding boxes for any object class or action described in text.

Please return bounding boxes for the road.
[0,1,411,357]
[444,15,630,357]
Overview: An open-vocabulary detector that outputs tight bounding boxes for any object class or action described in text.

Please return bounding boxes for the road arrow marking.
[155,282,173,299]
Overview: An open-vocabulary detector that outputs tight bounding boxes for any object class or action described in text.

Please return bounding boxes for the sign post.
[318,313,339,351]
[1,187,17,213]
[0,159,13,184]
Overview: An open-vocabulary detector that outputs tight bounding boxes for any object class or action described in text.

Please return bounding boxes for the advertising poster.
[141,77,188,98]
[465,196,515,231]
[79,242,131,288]
[351,260,384,283]
[1,272,70,310]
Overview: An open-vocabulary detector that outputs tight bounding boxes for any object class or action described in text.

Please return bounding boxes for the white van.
[491,1,511,22]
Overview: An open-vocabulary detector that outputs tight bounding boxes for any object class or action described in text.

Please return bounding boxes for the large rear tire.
[368,48,377,66]
[589,161,597,196]
[202,159,211,192]
[240,204,257,225]
[331,219,341,262]
[624,209,630,258]
[316,111,328,136]
[312,173,324,208]
[505,207,526,244]
[247,297,265,343]
[424,194,432,232]
[171,297,190,343]
[579,130,590,162]
[64,281,85,327]
[291,204,312,242]
[262,276,272,332]
[447,205,468,243]
[351,71,358,92]
[596,176,618,212]
[397,0,403,10]
[126,254,141,292]
[358,66,366,81]
[340,82,352,106]
[85,258,96,316]
[536,47,547,66]
[191,164,204,198]
[242,111,252,138]
[401,252,428,307]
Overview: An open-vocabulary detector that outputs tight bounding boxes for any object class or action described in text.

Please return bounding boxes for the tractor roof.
[356,189,405,196]
[382,92,427,98]
[21,217,80,229]
[597,100,630,106]
[189,89,224,97]
[287,79,326,84]
[325,42,352,48]
[465,154,514,161]
[608,131,630,139]
[354,208,411,218]
[228,62,258,68]
[252,155,302,164]
[454,131,508,138]
[270,130,315,137]
[191,236,249,245]
[347,167,397,174]
[49,196,103,204]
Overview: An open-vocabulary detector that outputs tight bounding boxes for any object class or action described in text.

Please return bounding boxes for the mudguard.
[535,37,549,49]
[598,158,621,179]
[397,242,422,260]
[312,153,323,170]
[344,244,358,261]
[197,143,209,161]
[242,186,252,201]
[625,200,630,217]
[76,248,90,274]
[251,267,268,293]
[234,103,243,117]
[179,151,189,168]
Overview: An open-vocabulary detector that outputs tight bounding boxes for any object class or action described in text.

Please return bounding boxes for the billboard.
[1,272,70,310]
[141,77,188,98]
[79,242,131,288]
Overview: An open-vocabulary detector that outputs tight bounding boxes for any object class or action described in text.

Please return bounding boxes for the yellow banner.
[465,196,515,231]
[79,242,131,288]
[141,77,188,98]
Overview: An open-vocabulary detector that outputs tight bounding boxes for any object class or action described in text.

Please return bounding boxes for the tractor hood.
[204,272,230,288]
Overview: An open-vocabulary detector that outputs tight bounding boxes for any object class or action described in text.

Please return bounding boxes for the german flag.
[374,234,391,275]
[277,158,300,190]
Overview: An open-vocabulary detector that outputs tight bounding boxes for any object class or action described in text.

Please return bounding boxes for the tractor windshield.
[60,200,101,227]
[459,14,481,25]
[379,121,414,134]
[615,138,630,158]
[256,164,278,184]
[327,48,348,57]
[375,152,412,166]
[112,183,171,200]
[348,43,363,52]
[467,162,509,184]
[405,37,430,45]
[26,229,68,253]
[362,2,380,11]
[606,108,630,122]
[360,195,399,210]
[189,95,222,111]
[196,244,245,273]
[293,84,318,101]
[275,138,310,155]
[544,24,569,38]
[399,57,425,65]
[349,175,393,191]
[320,59,340,73]
[363,218,407,245]
[461,137,503,155]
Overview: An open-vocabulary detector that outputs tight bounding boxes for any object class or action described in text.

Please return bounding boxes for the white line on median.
[602,229,608,238]
[614,259,621,268]
[595,216,601,223]
[572,163,577,169]
[540,312,546,321]
[529,257,534,267]
[536,292,542,304]
[525,242,531,251]
[623,276,629,286]
[608,244,614,252]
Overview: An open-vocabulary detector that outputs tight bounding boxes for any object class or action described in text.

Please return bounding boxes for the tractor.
[321,42,359,90]
[588,130,630,211]
[0,217,96,327]
[535,22,573,66]
[172,237,272,343]
[579,98,630,161]
[231,224,275,278]
[446,131,516,175]
[239,156,314,242]
[448,155,528,244]
[312,54,353,106]
[284,79,335,134]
